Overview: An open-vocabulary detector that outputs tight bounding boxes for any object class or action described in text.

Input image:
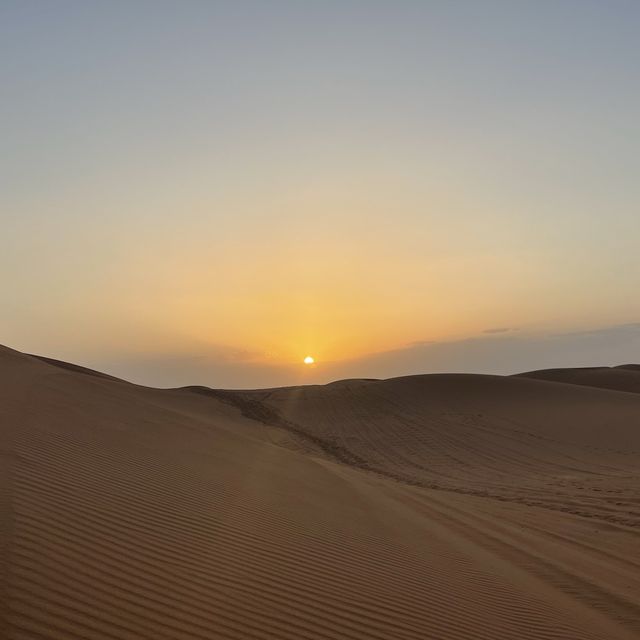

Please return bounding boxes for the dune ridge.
[1,345,639,639]
[515,365,640,395]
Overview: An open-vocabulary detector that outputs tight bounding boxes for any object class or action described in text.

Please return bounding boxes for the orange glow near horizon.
[3,2,640,390]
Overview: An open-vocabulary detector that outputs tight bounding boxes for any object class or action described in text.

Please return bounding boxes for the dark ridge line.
[513,367,609,375]
[28,354,123,382]
[185,386,371,469]
[516,364,640,377]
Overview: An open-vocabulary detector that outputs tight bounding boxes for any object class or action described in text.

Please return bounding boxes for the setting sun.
[2,3,639,638]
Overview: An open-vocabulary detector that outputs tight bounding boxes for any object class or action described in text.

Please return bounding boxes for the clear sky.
[2,1,639,387]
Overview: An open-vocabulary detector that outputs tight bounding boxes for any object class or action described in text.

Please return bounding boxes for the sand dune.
[515,365,640,395]
[241,375,640,522]
[1,345,639,639]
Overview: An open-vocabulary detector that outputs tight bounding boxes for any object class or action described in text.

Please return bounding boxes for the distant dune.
[1,344,639,639]
[515,365,640,395]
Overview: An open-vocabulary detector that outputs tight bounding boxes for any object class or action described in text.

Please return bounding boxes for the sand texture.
[1,345,639,639]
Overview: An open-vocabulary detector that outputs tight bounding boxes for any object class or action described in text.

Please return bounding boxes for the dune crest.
[1,346,639,639]
[516,365,640,395]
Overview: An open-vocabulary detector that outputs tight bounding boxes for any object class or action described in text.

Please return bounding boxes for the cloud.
[482,327,518,334]
[555,322,640,338]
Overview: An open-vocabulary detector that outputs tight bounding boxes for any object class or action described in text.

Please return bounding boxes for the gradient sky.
[2,1,639,387]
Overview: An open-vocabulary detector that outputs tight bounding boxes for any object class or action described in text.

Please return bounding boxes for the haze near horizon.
[2,0,639,387]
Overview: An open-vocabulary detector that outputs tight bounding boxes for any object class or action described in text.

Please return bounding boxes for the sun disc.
[304,356,315,364]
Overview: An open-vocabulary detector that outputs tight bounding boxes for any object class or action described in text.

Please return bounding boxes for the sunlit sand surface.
[1,344,639,639]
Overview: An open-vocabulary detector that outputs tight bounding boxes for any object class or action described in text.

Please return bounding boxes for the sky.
[1,0,639,388]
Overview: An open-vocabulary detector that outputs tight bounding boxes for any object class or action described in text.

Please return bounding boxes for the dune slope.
[515,365,640,395]
[1,346,639,639]
[244,374,640,523]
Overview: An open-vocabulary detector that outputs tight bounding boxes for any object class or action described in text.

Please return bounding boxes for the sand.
[1,344,639,639]
[515,365,640,395]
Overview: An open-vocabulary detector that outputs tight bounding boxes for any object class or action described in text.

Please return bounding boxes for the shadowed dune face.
[1,345,640,640]
[515,366,640,395]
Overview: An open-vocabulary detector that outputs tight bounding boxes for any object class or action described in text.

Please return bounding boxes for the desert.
[1,344,639,639]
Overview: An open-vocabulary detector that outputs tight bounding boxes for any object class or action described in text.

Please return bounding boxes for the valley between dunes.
[1,344,639,639]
